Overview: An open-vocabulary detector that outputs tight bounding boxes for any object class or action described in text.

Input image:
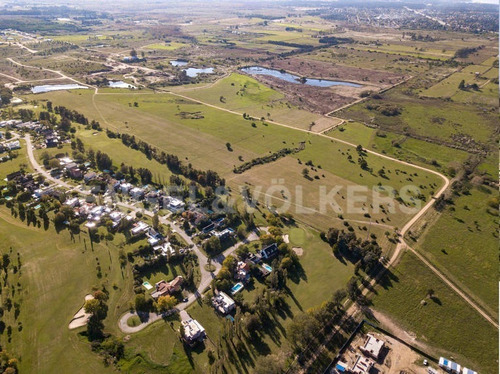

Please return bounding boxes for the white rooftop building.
[181,318,206,345]
[130,221,149,236]
[360,334,385,359]
[212,291,235,315]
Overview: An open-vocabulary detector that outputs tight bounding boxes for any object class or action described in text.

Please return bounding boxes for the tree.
[130,49,137,57]
[458,79,465,90]
[302,168,309,178]
[244,314,260,337]
[157,295,176,312]
[280,257,293,270]
[152,213,159,230]
[287,312,320,348]
[326,227,339,246]
[53,212,66,227]
[202,236,221,255]
[0,87,12,106]
[48,159,60,170]
[426,288,435,299]
[347,277,361,301]
[134,294,149,312]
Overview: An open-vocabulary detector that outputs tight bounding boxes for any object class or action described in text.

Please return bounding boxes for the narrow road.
[7,58,96,89]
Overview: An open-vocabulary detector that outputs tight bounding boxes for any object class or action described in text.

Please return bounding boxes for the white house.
[359,334,385,359]
[181,318,206,346]
[212,291,235,315]
[130,221,149,237]
[439,358,461,374]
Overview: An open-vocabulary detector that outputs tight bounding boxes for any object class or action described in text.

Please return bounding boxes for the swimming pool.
[143,281,153,290]
[262,264,272,272]
[230,282,244,295]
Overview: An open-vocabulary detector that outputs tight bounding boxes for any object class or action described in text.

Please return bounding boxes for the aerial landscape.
[0,0,497,373]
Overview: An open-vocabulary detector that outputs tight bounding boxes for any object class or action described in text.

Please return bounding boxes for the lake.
[170,60,188,67]
[240,66,362,88]
[185,67,214,77]
[32,84,89,94]
[108,81,136,89]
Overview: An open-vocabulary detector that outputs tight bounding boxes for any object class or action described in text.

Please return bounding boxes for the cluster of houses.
[439,358,476,374]
[336,334,385,374]
[6,171,38,192]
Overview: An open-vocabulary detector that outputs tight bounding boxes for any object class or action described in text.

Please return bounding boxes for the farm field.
[0,2,498,374]
[171,72,339,131]
[328,121,471,173]
[27,90,443,201]
[372,250,498,374]
[339,90,498,147]
[408,186,498,316]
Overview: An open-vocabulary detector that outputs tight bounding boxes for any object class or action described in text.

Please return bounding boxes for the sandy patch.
[292,247,303,256]
[68,294,94,330]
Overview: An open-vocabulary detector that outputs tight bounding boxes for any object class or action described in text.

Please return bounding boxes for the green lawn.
[171,72,336,131]
[0,207,133,373]
[329,121,471,173]
[372,251,498,374]
[76,127,173,184]
[143,42,188,51]
[340,91,497,147]
[410,186,498,315]
[0,139,32,180]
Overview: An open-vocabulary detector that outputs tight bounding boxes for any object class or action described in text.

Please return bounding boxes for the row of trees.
[107,130,225,188]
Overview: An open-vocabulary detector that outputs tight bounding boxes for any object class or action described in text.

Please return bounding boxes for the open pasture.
[373,251,498,374]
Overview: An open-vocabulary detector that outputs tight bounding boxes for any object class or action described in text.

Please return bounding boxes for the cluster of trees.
[287,288,347,351]
[318,36,353,45]
[321,227,382,274]
[0,349,18,374]
[454,46,483,59]
[233,144,305,174]
[107,130,225,188]
[83,290,125,366]
[366,103,402,116]
[0,87,13,106]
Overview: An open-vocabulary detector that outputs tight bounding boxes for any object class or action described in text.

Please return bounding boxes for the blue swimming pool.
[263,264,272,272]
[230,282,244,295]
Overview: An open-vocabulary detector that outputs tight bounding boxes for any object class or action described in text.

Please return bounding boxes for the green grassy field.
[143,42,188,51]
[329,121,471,172]
[305,47,430,75]
[352,43,452,61]
[76,127,173,184]
[372,251,498,374]
[0,207,134,373]
[171,73,337,131]
[0,139,32,180]
[409,186,498,315]
[340,90,497,147]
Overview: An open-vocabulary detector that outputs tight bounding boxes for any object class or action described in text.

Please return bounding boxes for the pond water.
[240,66,362,88]
[170,60,188,67]
[108,81,136,89]
[32,84,89,93]
[184,67,214,77]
